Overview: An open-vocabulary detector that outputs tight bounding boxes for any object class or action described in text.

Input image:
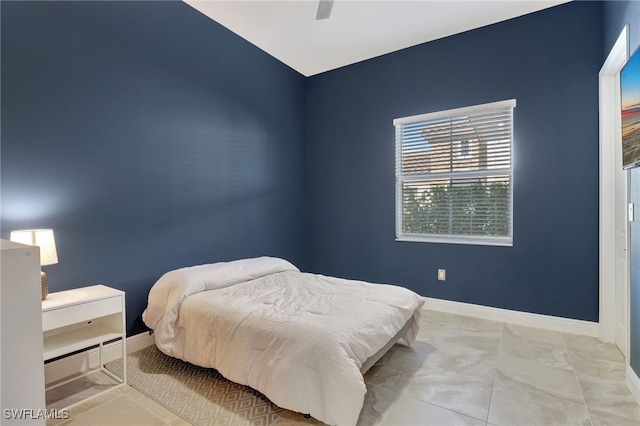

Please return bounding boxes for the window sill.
[396,235,513,247]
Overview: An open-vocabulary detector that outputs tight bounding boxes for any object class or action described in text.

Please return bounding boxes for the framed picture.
[622,44,640,169]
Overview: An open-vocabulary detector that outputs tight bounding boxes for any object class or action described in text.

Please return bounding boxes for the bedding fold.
[142,256,299,351]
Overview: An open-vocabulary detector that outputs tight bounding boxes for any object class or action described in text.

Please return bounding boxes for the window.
[394,99,515,246]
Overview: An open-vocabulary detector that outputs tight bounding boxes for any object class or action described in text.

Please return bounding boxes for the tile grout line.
[483,320,504,425]
[450,317,502,424]
[488,323,600,425]
[562,334,596,426]
[122,391,178,425]
[383,316,499,424]
[374,364,421,425]
[123,386,193,425]
[53,391,127,426]
[374,325,439,426]
[494,352,592,408]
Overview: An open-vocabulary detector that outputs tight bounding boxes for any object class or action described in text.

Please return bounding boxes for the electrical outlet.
[438,269,446,281]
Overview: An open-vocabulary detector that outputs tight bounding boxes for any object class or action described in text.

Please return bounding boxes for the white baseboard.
[45,332,155,386]
[627,365,640,404]
[423,297,599,337]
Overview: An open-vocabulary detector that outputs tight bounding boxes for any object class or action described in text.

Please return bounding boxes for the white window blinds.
[394,99,516,246]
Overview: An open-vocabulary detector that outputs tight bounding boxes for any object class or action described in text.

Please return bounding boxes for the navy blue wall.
[603,0,640,380]
[0,1,607,335]
[306,1,602,321]
[0,1,306,335]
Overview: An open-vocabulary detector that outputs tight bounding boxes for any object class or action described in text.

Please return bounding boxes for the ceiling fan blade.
[315,0,334,20]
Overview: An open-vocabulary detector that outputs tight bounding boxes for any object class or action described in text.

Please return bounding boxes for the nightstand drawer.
[42,296,122,332]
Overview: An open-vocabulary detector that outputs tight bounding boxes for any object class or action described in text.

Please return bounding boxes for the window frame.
[394,99,516,247]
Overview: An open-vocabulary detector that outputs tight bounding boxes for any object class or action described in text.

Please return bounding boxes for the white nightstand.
[42,285,127,407]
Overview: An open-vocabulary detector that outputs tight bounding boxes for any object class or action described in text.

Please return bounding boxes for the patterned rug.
[105,345,286,426]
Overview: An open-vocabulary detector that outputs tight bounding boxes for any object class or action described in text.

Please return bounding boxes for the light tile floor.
[47,309,640,425]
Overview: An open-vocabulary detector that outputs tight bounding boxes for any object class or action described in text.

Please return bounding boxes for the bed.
[142,256,424,426]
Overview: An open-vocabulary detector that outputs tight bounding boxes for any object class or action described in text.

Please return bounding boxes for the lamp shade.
[10,229,59,266]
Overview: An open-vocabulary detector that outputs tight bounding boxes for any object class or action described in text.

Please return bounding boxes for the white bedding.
[143,257,424,426]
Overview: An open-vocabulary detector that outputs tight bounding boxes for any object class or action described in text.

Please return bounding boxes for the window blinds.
[394,99,516,246]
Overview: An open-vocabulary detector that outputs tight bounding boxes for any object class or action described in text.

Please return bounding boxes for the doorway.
[600,25,630,359]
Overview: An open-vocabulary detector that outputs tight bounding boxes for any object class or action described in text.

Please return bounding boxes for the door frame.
[599,25,629,360]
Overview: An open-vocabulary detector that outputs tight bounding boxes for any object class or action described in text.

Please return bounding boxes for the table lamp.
[10,229,58,300]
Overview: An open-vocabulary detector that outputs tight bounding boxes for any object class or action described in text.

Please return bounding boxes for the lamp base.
[41,271,49,300]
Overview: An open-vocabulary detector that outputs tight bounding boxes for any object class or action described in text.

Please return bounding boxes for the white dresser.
[42,285,127,407]
[1,239,46,425]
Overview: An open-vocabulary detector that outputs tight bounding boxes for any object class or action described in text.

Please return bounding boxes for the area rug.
[105,345,286,426]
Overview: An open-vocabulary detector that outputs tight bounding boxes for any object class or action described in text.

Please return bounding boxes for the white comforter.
[143,257,424,426]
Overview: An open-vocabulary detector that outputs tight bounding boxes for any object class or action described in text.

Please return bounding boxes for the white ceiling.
[184,0,570,77]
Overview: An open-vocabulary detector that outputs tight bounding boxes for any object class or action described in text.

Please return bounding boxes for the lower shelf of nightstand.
[44,323,122,361]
